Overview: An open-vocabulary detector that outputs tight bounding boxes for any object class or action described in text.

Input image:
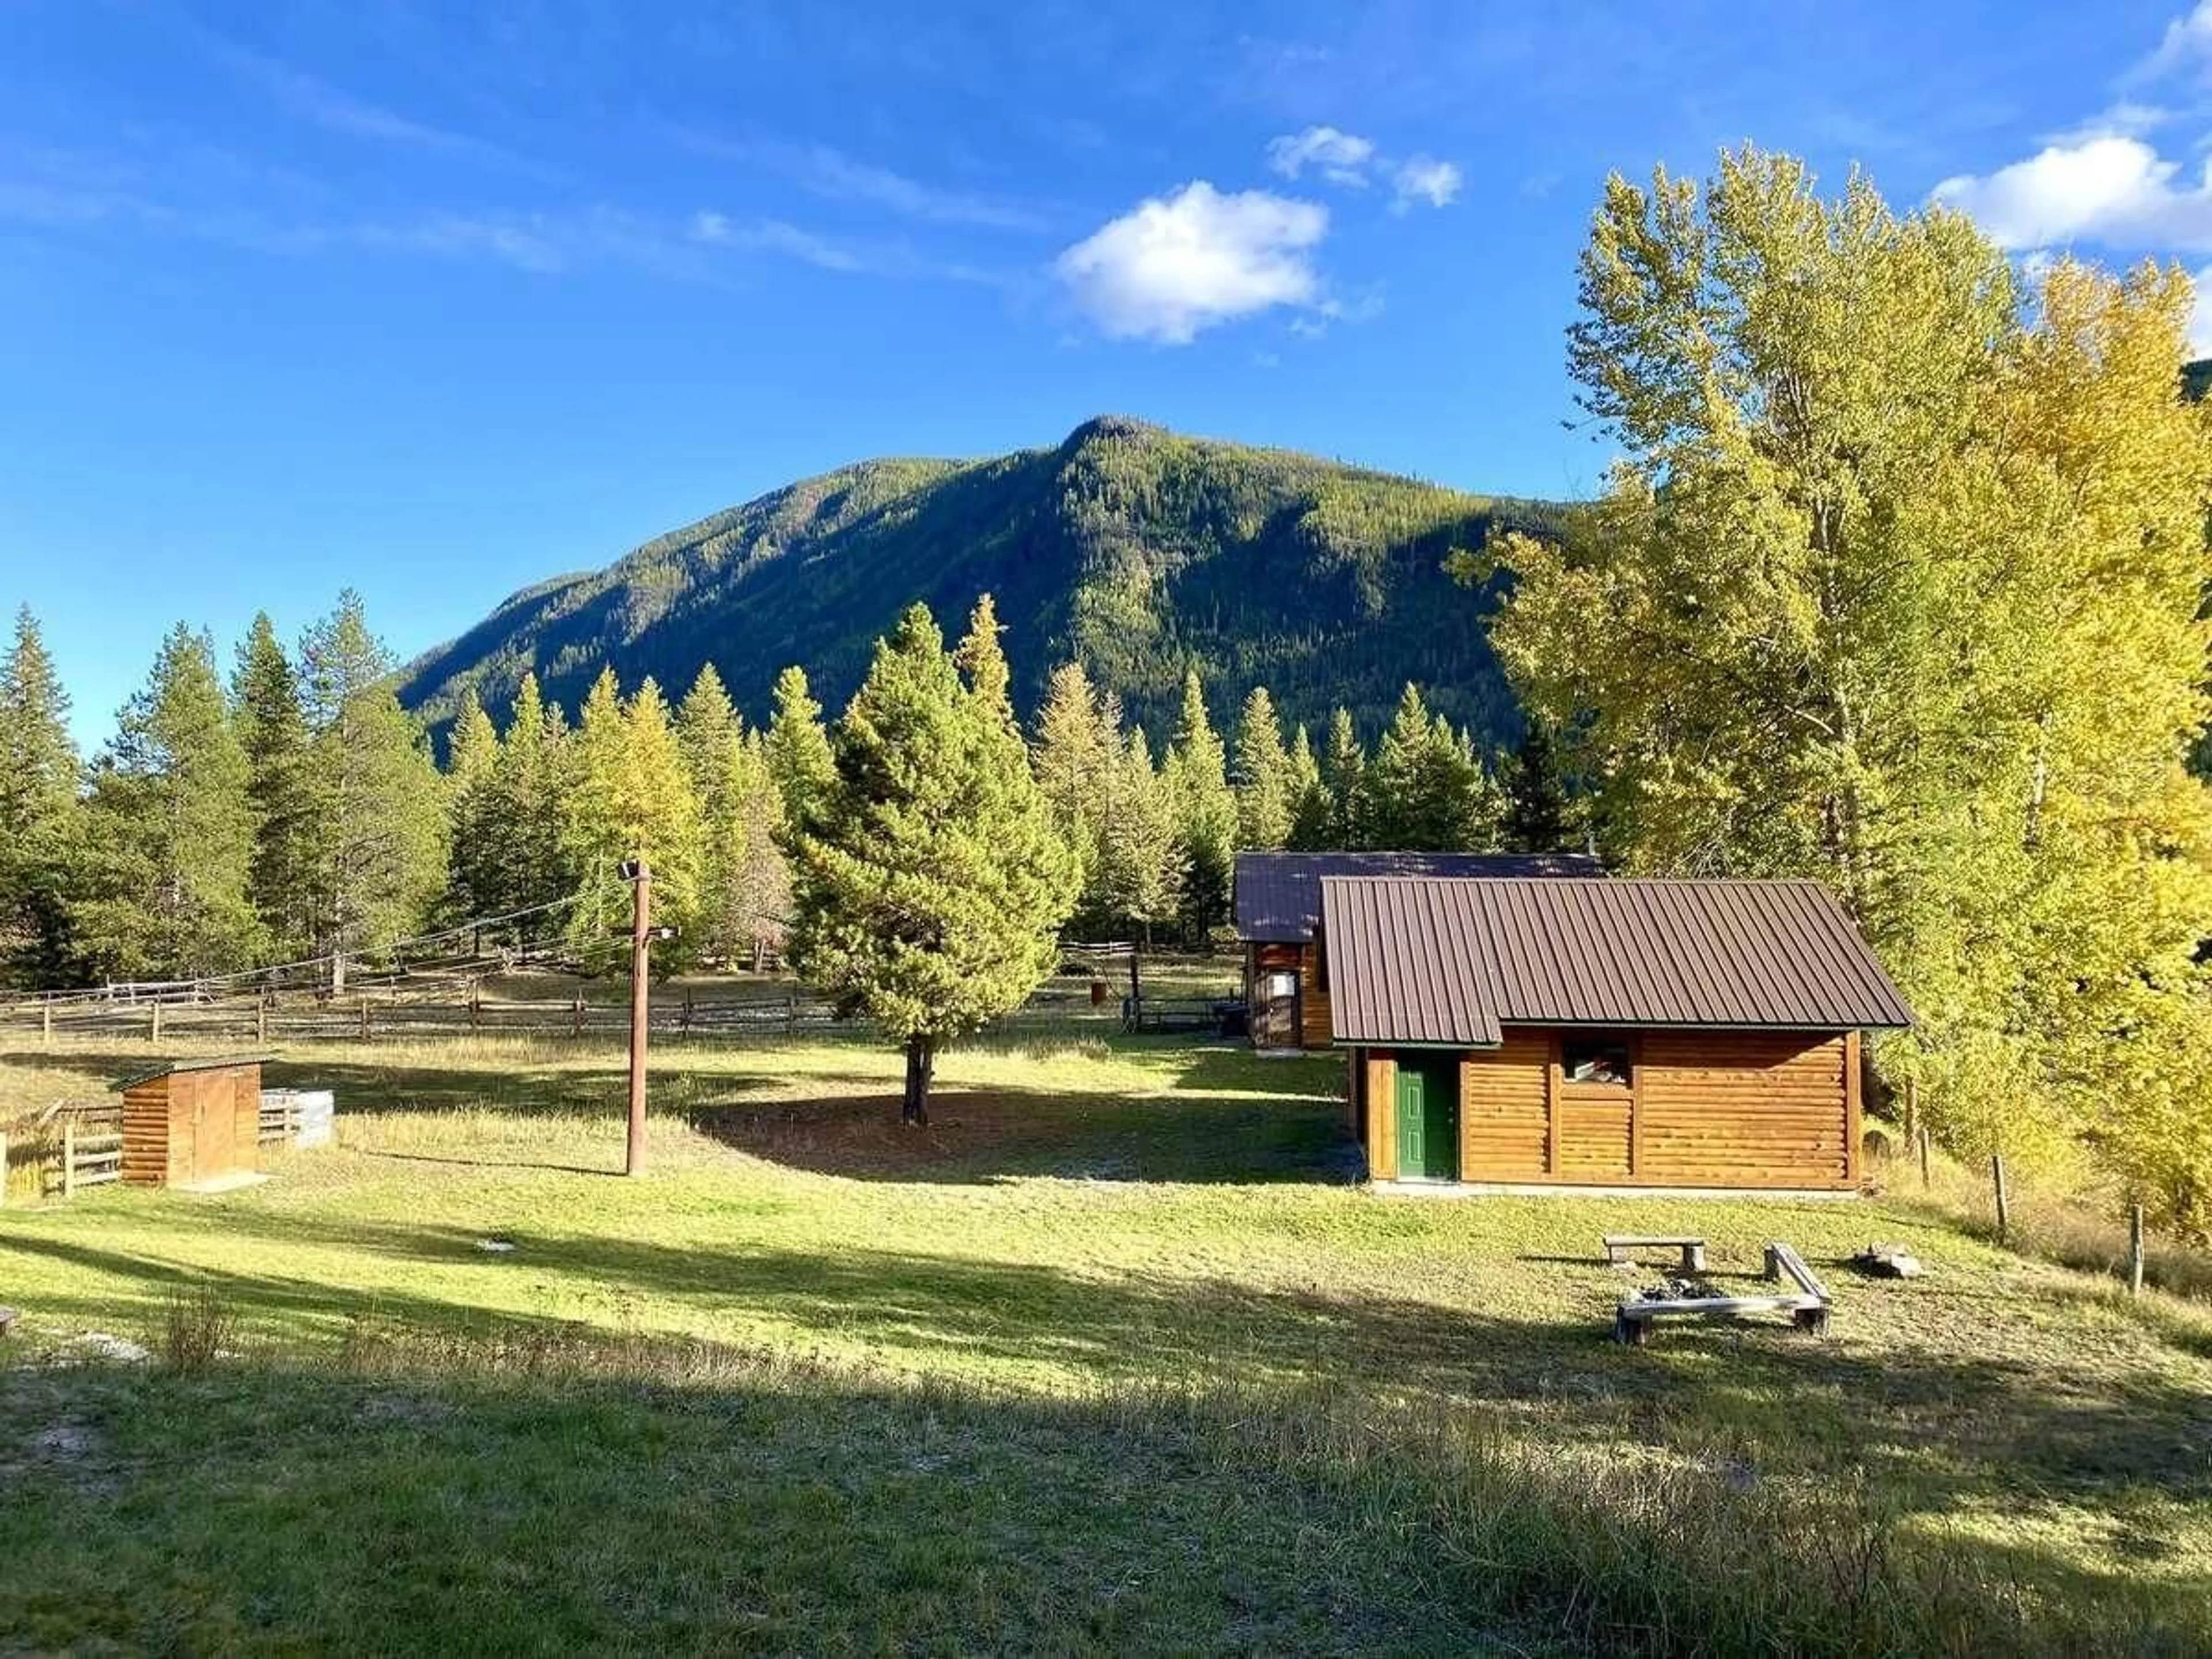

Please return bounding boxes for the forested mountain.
[395,416,1562,746]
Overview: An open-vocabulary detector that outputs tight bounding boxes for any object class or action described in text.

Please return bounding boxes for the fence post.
[41,999,51,1046]
[1916,1126,1930,1189]
[359,997,372,1041]
[1991,1153,2010,1245]
[2128,1204,2145,1297]
[149,1001,161,1044]
[681,993,694,1036]
[256,995,269,1046]
[469,983,482,1033]
[62,1118,75,1200]
[785,990,797,1036]
[572,994,585,1037]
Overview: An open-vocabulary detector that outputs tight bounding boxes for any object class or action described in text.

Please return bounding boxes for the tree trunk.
[902,1033,936,1126]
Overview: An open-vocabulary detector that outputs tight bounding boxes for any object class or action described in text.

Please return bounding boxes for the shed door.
[1253,970,1300,1050]
[191,1074,233,1183]
[1394,1058,1459,1181]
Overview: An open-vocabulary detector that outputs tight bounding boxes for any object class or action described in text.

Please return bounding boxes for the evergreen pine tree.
[442,689,504,921]
[1099,729,1185,944]
[231,614,318,959]
[1231,685,1294,851]
[296,592,446,984]
[1321,707,1369,849]
[765,664,835,828]
[1032,660,1113,921]
[1162,669,1237,937]
[74,625,260,978]
[782,603,1078,1123]
[0,607,80,984]
[1286,724,1332,849]
[679,664,787,968]
[1366,684,1496,851]
[487,673,572,922]
[1501,715,1577,854]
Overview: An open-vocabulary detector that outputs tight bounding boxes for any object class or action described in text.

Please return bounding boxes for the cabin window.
[1562,1033,1633,1087]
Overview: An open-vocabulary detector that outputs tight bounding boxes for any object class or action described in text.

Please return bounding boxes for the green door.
[1395,1058,1459,1181]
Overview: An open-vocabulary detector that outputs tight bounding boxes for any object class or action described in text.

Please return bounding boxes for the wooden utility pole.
[2128,1204,2146,1297]
[1992,1154,2011,1244]
[626,858,652,1177]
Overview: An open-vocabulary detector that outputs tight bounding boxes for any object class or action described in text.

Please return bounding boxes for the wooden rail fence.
[1,981,1136,1048]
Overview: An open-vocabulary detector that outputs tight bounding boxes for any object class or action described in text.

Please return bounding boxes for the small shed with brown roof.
[116,1055,269,1190]
[1318,876,1910,1192]
[1232,851,1600,1051]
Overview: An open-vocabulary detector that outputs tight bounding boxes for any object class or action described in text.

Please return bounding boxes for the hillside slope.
[396,416,1564,744]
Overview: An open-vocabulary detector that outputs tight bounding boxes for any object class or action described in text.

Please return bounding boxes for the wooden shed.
[118,1056,269,1190]
[1320,876,1912,1193]
[1232,851,1600,1052]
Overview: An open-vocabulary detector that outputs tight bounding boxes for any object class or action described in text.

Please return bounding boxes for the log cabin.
[1233,851,1601,1052]
[1320,875,1912,1192]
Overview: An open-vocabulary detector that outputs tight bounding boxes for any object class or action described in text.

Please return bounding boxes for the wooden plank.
[1365,1052,1398,1181]
[1544,1032,1561,1177]
[1844,1029,1863,1186]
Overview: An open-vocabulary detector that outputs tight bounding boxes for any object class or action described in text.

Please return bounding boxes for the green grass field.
[3,1029,2209,1654]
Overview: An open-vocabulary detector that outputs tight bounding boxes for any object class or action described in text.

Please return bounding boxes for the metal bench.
[1612,1238,1831,1346]
[1602,1234,1707,1272]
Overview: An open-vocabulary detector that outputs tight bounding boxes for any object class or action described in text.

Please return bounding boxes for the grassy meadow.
[2,1025,2209,1654]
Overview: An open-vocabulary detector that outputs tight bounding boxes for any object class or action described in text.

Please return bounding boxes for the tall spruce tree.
[442,689,505,923]
[232,613,318,958]
[1321,707,1368,849]
[487,672,572,921]
[1099,728,1185,944]
[764,664,836,827]
[1365,684,1498,851]
[0,607,79,984]
[782,600,1078,1123]
[1231,685,1294,852]
[297,592,446,985]
[1162,669,1237,937]
[1501,715,1577,855]
[679,665,787,969]
[1285,723,1332,850]
[74,626,260,979]
[1032,660,1115,922]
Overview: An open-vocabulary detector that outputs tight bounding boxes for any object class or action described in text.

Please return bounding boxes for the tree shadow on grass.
[12,1343,2199,1657]
[7,1217,2209,1531]
[683,1082,1355,1184]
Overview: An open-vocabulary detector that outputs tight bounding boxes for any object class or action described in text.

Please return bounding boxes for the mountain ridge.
[396,416,1562,746]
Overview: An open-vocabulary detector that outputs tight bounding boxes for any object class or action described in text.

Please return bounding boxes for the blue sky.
[5,0,2209,740]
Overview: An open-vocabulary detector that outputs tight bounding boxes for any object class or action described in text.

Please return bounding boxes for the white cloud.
[2131,0,2212,85]
[1266,125,1376,185]
[1930,134,2212,249]
[690,210,864,271]
[675,131,1041,231]
[1391,155,1462,211]
[1054,181,1327,344]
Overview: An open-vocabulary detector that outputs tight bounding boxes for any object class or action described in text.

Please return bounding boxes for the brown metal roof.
[1319,876,1913,1045]
[1234,850,1602,943]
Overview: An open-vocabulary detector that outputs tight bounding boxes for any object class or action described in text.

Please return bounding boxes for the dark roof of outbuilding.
[111,1053,273,1090]
[1319,876,1912,1046]
[1233,850,1602,943]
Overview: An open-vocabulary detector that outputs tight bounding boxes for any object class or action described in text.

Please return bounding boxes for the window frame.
[1560,1031,1634,1090]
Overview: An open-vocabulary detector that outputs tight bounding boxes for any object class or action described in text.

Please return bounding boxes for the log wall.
[1413,1027,1854,1190]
